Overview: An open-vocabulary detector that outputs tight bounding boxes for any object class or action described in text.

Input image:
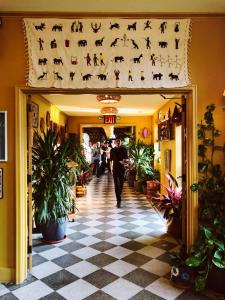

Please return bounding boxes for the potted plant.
[32,128,74,242]
[155,172,182,238]
[185,104,225,293]
[128,140,155,192]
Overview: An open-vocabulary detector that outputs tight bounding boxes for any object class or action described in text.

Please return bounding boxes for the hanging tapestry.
[23,18,191,88]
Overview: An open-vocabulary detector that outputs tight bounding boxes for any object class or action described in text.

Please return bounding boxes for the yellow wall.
[68,115,153,144]
[0,14,225,281]
[32,95,67,133]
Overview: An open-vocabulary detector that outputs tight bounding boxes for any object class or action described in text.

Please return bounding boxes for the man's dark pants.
[113,170,125,206]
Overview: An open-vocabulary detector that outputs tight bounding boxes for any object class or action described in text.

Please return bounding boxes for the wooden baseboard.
[0,267,15,283]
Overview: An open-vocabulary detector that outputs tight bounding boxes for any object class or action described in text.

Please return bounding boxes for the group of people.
[85,138,128,208]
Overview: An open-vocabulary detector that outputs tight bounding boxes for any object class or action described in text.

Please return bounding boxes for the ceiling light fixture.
[97,94,121,104]
[100,107,118,115]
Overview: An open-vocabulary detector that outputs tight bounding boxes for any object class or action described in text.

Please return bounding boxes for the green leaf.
[214,240,225,251]
[212,258,225,268]
[202,226,212,239]
[214,249,223,260]
[204,138,213,146]
[185,256,203,267]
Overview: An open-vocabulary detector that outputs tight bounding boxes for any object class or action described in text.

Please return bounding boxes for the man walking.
[110,138,128,208]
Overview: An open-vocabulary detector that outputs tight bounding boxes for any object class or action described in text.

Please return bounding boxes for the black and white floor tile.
[0,174,213,299]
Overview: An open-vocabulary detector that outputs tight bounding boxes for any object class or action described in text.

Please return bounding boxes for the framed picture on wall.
[0,168,3,199]
[31,102,39,128]
[0,111,7,162]
[164,149,171,172]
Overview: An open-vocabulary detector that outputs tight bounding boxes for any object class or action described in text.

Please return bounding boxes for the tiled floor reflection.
[1,174,213,299]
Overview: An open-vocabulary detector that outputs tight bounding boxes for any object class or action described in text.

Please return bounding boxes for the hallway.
[1,175,211,300]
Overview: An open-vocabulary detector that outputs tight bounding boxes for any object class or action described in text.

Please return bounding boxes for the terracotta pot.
[147,180,160,191]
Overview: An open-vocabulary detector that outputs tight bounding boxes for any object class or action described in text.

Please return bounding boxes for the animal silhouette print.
[127,22,137,31]
[84,53,91,66]
[71,56,78,65]
[37,72,47,80]
[131,39,139,49]
[175,38,180,49]
[34,23,45,31]
[110,38,119,47]
[53,57,63,65]
[52,24,63,31]
[128,70,133,81]
[38,58,48,65]
[140,71,145,81]
[54,72,63,80]
[145,37,151,49]
[97,73,107,80]
[152,72,163,80]
[70,72,75,80]
[174,22,180,32]
[132,54,143,63]
[95,37,104,47]
[91,22,101,33]
[109,23,120,30]
[78,40,87,47]
[159,41,168,48]
[169,73,179,80]
[38,38,44,50]
[82,73,93,81]
[112,56,125,63]
[71,20,83,32]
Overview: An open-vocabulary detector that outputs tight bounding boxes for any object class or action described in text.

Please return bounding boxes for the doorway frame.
[15,85,198,283]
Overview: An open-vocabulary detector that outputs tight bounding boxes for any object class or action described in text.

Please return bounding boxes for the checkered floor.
[1,174,213,299]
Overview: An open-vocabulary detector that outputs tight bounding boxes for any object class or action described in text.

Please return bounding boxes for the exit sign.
[104,115,117,124]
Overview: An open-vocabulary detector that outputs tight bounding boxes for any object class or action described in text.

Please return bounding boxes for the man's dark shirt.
[110,146,128,173]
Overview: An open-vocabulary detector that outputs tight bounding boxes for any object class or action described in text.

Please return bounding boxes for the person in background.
[92,142,101,178]
[105,142,111,173]
[110,137,128,208]
[100,141,107,175]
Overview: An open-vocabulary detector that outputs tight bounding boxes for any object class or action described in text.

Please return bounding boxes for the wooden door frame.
[15,85,198,283]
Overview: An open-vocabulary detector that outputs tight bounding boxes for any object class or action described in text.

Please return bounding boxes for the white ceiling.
[1,0,225,13]
[42,94,175,116]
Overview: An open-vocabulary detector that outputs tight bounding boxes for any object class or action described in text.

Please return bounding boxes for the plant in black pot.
[186,104,225,293]
[32,128,74,243]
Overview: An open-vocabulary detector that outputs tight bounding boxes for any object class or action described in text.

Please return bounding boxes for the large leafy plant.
[186,104,225,291]
[128,140,155,181]
[32,129,74,224]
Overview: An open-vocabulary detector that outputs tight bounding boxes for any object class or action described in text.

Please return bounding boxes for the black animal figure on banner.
[131,39,139,49]
[112,56,125,63]
[109,22,120,30]
[52,24,63,31]
[97,73,108,80]
[71,56,78,65]
[144,20,152,30]
[51,39,57,49]
[53,57,63,65]
[37,72,47,80]
[127,22,137,31]
[175,38,180,49]
[34,23,46,31]
[174,22,180,32]
[78,39,87,47]
[70,72,75,80]
[114,69,120,80]
[99,53,105,65]
[38,38,44,50]
[140,71,145,81]
[82,73,93,81]
[169,73,179,80]
[132,54,143,63]
[159,41,168,48]
[145,37,151,49]
[54,72,63,80]
[38,58,48,65]
[152,72,163,80]
[159,21,167,33]
[91,22,101,33]
[110,38,119,47]
[95,37,104,47]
